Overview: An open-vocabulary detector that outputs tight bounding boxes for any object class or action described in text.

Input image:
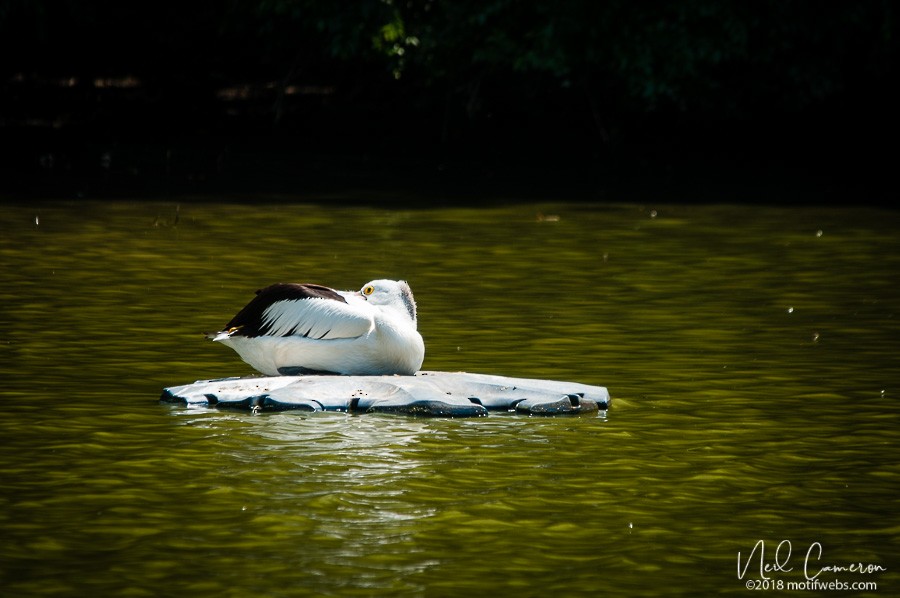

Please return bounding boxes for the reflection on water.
[1,200,898,596]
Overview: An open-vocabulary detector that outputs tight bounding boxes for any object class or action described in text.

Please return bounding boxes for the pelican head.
[359,279,418,324]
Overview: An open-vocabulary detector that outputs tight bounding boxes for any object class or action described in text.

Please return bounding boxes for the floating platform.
[160,371,610,417]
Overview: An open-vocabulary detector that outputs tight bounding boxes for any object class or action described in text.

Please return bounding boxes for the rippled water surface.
[1,199,898,596]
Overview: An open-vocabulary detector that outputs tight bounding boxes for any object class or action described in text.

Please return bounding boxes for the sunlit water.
[1,199,898,596]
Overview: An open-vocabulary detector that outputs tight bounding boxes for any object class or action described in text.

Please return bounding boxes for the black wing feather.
[222,283,347,338]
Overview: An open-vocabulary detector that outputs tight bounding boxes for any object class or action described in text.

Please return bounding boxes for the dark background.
[1,0,895,204]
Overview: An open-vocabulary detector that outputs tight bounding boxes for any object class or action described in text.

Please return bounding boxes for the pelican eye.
[362,285,375,296]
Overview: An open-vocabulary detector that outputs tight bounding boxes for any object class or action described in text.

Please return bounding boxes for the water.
[1,199,898,596]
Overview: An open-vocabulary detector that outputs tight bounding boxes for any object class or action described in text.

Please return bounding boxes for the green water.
[1,199,898,596]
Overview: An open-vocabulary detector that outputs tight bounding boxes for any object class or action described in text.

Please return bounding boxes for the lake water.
[1,199,898,596]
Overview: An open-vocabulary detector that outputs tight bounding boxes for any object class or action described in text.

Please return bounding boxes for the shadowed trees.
[1,0,895,201]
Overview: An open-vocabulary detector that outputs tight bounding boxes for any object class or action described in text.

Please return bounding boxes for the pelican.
[209,279,424,376]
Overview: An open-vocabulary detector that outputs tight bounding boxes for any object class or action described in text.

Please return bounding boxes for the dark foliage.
[1,0,895,202]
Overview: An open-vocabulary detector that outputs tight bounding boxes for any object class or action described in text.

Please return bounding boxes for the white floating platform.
[160,371,610,417]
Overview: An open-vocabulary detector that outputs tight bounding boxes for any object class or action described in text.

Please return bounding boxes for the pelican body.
[210,279,424,376]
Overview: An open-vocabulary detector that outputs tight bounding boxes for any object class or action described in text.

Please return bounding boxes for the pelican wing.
[258,298,373,339]
[217,283,373,340]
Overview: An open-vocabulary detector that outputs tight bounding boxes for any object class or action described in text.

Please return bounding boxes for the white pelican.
[210,279,425,376]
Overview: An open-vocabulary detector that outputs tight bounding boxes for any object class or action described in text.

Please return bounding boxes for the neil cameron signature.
[737,540,886,581]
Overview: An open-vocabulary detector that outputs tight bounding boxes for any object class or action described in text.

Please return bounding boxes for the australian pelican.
[210,279,424,376]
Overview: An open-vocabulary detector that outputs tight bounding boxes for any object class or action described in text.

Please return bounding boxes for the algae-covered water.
[1,199,898,596]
